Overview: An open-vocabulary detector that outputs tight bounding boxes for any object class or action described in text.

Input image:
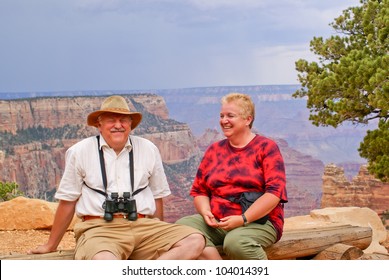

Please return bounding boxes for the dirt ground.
[0,230,76,256]
[1,229,389,258]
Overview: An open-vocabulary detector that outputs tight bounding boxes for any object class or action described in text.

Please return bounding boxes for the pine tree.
[293,0,389,181]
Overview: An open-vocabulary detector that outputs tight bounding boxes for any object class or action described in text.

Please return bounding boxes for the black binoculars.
[102,192,137,221]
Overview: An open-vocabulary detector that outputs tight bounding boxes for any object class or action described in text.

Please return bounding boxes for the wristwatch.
[242,214,248,226]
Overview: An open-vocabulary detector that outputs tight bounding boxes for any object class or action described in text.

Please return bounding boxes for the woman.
[176,93,287,260]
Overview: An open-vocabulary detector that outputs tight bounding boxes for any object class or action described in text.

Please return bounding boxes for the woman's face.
[98,113,132,153]
[219,101,252,138]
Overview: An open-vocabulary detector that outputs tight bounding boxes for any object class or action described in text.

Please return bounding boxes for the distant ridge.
[0,84,299,100]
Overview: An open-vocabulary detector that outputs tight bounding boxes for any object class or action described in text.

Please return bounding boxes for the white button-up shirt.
[55,135,171,217]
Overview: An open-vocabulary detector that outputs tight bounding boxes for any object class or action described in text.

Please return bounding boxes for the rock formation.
[0,196,78,230]
[321,164,389,216]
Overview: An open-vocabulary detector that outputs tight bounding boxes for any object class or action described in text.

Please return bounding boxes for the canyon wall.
[0,95,201,221]
[0,94,327,221]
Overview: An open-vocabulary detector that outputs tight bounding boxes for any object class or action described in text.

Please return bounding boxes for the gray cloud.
[0,0,360,92]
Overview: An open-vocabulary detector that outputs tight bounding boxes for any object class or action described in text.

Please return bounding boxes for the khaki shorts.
[73,217,201,260]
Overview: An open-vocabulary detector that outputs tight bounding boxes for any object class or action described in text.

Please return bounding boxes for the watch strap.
[242,214,248,226]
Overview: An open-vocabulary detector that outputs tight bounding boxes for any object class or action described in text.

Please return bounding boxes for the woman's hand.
[202,210,220,228]
[218,215,244,231]
[194,196,220,228]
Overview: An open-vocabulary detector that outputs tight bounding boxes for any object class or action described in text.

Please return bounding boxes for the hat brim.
[87,109,142,130]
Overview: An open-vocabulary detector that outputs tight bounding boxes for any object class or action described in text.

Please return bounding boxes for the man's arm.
[28,199,77,254]
[152,198,164,221]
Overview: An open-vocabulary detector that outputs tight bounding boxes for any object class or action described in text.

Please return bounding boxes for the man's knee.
[187,233,206,250]
[179,233,205,254]
[92,250,118,260]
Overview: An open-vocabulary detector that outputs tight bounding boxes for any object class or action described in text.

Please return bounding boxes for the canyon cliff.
[1,94,326,221]
[0,95,202,221]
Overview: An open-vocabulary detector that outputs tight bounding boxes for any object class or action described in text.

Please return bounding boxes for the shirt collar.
[98,134,133,152]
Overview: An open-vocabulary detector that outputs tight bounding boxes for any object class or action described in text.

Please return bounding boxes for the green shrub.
[0,181,24,201]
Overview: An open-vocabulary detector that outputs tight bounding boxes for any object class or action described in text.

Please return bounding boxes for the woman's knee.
[223,233,267,260]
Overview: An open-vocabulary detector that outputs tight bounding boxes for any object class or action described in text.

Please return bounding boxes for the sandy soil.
[0,230,76,256]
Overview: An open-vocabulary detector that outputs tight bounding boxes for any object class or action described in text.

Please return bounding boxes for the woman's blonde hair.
[221,93,255,128]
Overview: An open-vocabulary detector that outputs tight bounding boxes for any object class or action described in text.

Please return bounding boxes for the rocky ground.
[0,229,389,258]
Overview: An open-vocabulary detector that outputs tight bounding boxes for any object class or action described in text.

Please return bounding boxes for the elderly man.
[29,95,205,260]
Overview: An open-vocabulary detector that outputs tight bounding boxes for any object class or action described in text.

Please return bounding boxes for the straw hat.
[87,95,142,129]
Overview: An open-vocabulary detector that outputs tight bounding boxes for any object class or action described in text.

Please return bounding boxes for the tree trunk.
[312,243,364,260]
[265,224,371,260]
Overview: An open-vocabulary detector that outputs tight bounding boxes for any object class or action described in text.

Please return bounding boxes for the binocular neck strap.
[96,135,135,195]
[129,137,134,194]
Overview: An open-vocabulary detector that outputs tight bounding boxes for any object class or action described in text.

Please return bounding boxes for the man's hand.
[27,243,56,255]
[27,199,76,255]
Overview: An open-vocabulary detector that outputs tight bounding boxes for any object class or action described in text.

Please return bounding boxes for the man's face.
[98,113,132,153]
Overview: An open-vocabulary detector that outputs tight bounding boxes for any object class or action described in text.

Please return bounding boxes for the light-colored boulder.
[309,207,387,254]
[0,197,78,230]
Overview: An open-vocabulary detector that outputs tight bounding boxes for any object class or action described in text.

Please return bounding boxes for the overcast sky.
[0,0,361,93]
